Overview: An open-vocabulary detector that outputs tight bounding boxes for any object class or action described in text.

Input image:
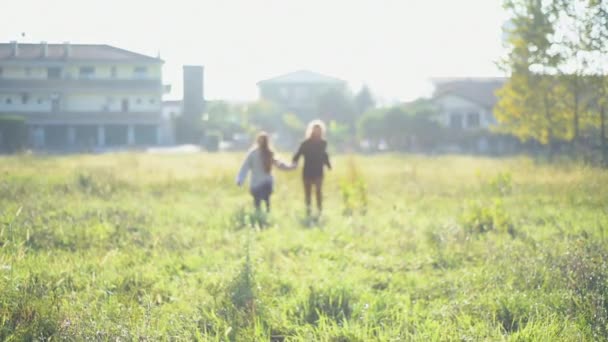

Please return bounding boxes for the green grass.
[1,152,607,341]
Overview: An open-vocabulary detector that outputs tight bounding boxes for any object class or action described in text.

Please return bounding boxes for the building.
[161,65,206,144]
[431,77,515,153]
[0,41,171,150]
[432,77,506,130]
[257,70,346,119]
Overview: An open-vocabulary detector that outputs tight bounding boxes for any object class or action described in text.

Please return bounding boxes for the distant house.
[430,77,515,153]
[0,41,172,150]
[257,70,346,119]
[431,77,506,130]
[161,100,183,120]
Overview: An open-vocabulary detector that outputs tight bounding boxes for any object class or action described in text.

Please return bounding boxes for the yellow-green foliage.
[0,153,607,340]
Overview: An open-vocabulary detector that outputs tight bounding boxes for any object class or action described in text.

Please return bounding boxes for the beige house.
[0,41,172,150]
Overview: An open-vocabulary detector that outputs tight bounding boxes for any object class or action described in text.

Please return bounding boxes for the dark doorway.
[74,125,98,148]
[105,125,128,146]
[51,98,61,112]
[134,125,158,145]
[47,67,62,79]
[45,125,68,149]
[121,99,129,113]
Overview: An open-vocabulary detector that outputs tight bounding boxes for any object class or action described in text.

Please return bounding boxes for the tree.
[204,101,247,141]
[500,0,608,163]
[316,89,356,132]
[246,100,283,133]
[358,109,387,143]
[497,0,567,158]
[585,0,608,164]
[354,85,375,117]
[357,100,441,152]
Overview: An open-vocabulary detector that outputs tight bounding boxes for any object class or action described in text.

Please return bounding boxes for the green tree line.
[496,0,608,164]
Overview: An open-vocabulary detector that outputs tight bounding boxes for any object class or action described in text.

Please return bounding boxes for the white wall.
[0,66,47,79]
[434,95,495,129]
[161,103,182,119]
[0,93,52,112]
[0,64,161,80]
[64,93,161,112]
[64,64,161,80]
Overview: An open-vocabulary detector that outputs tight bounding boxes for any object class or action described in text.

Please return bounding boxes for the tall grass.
[0,152,607,340]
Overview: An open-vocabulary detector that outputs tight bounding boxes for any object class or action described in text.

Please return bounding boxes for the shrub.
[0,116,27,153]
[560,238,608,339]
[298,286,355,325]
[461,199,514,236]
[339,157,368,216]
[487,172,513,196]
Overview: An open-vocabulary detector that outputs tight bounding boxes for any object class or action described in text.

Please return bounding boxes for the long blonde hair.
[305,119,326,140]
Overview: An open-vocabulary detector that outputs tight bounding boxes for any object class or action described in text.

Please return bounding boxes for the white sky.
[2,0,508,103]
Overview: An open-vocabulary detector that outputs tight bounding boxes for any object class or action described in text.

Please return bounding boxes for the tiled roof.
[0,42,162,62]
[258,70,345,85]
[432,78,507,109]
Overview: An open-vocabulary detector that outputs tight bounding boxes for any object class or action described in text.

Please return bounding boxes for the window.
[466,112,480,128]
[110,66,117,78]
[51,98,60,112]
[136,98,142,105]
[21,93,29,104]
[279,86,289,99]
[449,113,463,129]
[79,66,95,79]
[47,67,62,79]
[121,99,129,112]
[37,98,43,105]
[133,66,147,79]
[149,98,156,104]
[6,97,12,105]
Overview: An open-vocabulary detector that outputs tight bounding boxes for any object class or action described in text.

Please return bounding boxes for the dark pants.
[303,176,323,214]
[251,181,273,212]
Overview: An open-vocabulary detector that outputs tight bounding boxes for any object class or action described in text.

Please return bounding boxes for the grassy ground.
[0,152,607,341]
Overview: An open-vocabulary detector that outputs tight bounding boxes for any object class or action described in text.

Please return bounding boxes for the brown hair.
[256,132,274,173]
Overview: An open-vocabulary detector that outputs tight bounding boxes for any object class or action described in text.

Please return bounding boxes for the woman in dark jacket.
[293,120,332,216]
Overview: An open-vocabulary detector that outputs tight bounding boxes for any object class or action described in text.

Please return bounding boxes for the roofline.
[257,79,346,86]
[430,77,507,85]
[0,43,164,63]
[101,44,164,63]
[257,70,346,85]
[0,59,163,65]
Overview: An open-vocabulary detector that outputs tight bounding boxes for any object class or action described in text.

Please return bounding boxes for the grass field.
[1,152,607,341]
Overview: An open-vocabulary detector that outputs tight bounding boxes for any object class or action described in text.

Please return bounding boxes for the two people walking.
[236,120,331,216]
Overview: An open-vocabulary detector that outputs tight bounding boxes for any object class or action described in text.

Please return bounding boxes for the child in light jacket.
[236,132,294,212]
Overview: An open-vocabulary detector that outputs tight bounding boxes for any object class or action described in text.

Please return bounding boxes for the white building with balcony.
[0,41,172,150]
[431,77,506,130]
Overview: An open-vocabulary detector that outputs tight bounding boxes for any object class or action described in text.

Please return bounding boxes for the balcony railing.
[0,78,163,91]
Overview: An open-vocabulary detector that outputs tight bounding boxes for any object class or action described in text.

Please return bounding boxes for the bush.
[299,286,354,325]
[560,239,608,339]
[461,199,514,236]
[0,116,27,153]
